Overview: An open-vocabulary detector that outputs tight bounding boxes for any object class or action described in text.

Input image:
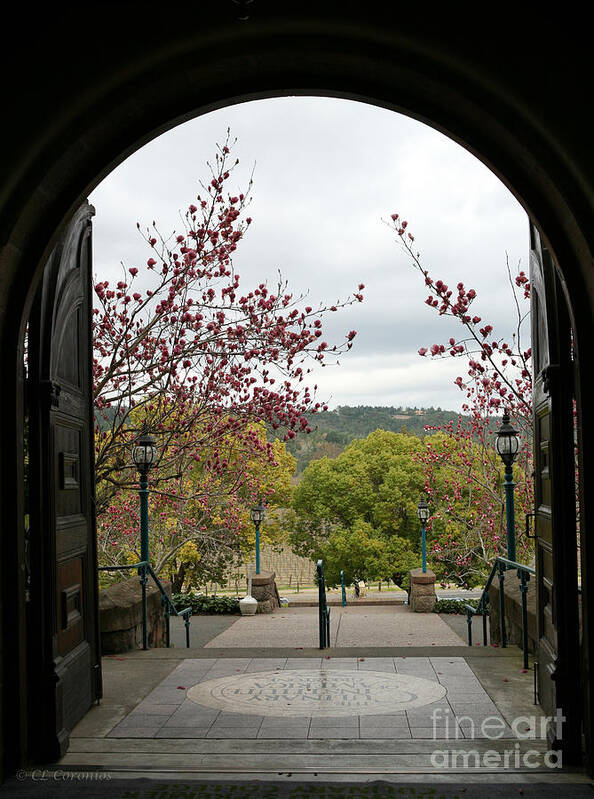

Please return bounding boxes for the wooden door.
[27,202,101,760]
[530,222,581,759]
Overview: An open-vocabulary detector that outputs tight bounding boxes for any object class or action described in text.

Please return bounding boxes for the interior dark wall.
[0,2,592,775]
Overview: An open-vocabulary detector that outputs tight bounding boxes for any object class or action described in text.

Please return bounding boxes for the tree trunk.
[171,562,187,594]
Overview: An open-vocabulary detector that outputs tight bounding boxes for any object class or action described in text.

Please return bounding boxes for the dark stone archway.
[0,3,592,777]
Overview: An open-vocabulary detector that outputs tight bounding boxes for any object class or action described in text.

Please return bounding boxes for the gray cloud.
[90,97,528,413]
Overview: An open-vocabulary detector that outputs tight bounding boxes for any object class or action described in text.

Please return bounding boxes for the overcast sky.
[90,97,528,413]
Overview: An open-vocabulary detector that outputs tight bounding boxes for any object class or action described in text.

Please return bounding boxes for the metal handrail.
[464,555,535,668]
[317,559,331,649]
[497,557,536,575]
[98,561,192,649]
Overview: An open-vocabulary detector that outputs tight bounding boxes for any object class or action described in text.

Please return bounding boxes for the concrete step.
[121,645,519,659]
[67,736,551,754]
[287,598,405,607]
[60,737,558,775]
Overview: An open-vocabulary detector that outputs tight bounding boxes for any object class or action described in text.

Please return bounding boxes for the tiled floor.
[107,656,514,740]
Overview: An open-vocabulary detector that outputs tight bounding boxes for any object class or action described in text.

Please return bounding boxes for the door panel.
[57,559,84,656]
[530,222,581,759]
[26,202,101,760]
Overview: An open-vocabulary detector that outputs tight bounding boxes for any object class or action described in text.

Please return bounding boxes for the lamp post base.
[408,568,437,613]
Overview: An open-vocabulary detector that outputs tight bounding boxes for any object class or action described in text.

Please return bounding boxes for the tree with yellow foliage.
[97,409,295,592]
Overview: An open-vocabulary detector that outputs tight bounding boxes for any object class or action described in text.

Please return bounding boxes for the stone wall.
[99,575,172,654]
[488,577,536,653]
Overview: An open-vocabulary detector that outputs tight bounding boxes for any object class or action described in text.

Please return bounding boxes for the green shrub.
[433,598,480,614]
[171,592,240,615]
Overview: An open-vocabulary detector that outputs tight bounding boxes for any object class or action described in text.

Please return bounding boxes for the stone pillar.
[408,567,437,612]
[251,571,280,614]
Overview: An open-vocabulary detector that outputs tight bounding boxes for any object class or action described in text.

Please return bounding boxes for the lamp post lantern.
[417,496,430,573]
[132,426,158,650]
[495,411,520,563]
[132,427,158,566]
[250,499,266,575]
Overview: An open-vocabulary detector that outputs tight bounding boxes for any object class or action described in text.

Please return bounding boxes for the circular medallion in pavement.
[187,669,446,718]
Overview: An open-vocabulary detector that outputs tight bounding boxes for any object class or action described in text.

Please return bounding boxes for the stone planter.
[239,595,258,615]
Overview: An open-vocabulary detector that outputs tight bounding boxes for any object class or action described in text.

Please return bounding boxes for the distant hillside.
[281,405,466,475]
[97,402,466,477]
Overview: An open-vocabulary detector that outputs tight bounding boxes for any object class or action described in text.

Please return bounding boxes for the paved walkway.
[52,606,579,782]
[201,606,466,648]
[59,648,567,781]
[102,656,513,740]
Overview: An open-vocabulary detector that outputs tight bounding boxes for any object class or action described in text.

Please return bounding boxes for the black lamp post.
[250,499,266,575]
[417,496,430,573]
[132,426,158,649]
[495,411,520,563]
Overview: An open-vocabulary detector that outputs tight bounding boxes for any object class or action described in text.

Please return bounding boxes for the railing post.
[185,611,191,648]
[498,561,507,648]
[340,570,346,607]
[317,560,324,648]
[519,570,530,670]
[163,595,171,648]
[482,606,488,646]
[466,609,473,646]
[317,559,330,649]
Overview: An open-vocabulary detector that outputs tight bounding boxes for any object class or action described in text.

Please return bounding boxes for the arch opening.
[1,12,592,777]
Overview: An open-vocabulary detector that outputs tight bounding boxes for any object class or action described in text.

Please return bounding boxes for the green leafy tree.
[319,522,390,586]
[319,522,418,589]
[290,430,425,586]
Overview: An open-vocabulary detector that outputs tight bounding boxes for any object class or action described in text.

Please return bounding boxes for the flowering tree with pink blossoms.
[94,133,363,584]
[388,214,533,586]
